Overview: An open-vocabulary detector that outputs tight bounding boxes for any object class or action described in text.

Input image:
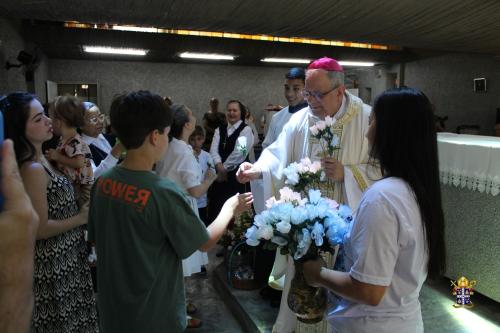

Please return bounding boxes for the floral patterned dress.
[31,165,98,333]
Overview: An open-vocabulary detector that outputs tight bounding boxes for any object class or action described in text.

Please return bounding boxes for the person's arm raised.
[187,169,218,198]
[199,192,253,252]
[236,162,262,183]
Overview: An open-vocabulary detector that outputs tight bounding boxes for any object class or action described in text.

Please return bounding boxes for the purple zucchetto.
[308,57,343,72]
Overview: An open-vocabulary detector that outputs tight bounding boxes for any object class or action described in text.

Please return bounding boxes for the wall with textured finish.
[405,53,500,135]
[48,59,290,130]
[34,50,49,104]
[0,19,27,94]
[346,54,500,135]
[346,65,399,105]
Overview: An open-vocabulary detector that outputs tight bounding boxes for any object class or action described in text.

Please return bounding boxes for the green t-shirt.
[88,166,209,333]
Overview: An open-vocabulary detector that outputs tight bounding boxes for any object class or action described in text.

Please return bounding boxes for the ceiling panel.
[2,0,499,64]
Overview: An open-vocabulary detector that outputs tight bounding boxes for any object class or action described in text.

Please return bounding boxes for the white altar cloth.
[437,133,500,196]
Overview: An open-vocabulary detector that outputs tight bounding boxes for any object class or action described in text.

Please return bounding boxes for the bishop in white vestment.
[237,57,379,333]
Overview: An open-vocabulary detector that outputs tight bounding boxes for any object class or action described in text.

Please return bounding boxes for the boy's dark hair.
[110,91,172,149]
[51,95,85,128]
[285,67,306,83]
[169,104,191,140]
[371,87,445,279]
[191,125,205,139]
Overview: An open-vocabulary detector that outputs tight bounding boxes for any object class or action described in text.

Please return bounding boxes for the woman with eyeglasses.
[1,92,98,332]
[80,102,123,178]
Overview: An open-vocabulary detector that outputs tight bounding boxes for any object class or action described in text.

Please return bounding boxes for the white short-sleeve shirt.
[155,138,201,214]
[329,177,428,333]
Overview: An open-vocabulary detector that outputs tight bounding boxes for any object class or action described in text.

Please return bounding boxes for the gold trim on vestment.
[348,165,369,192]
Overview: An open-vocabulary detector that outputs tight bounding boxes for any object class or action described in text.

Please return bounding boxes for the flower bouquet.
[245,187,351,263]
[282,157,322,194]
[309,116,341,158]
[245,186,352,323]
[309,116,341,197]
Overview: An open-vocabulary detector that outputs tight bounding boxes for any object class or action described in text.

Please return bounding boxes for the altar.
[437,133,500,302]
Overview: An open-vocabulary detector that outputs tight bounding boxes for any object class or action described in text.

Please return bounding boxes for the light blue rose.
[326,219,349,246]
[246,238,260,246]
[314,201,329,219]
[294,228,312,260]
[260,210,273,224]
[245,226,260,246]
[276,221,292,234]
[254,213,267,227]
[338,204,353,220]
[283,163,300,185]
[311,222,325,247]
[308,189,322,204]
[306,204,321,220]
[324,213,344,229]
[291,206,309,225]
[271,202,293,224]
[245,225,258,238]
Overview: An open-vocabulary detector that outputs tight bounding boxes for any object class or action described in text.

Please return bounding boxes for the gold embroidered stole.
[307,93,364,201]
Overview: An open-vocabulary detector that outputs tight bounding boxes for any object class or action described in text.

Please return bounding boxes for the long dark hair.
[371,87,445,279]
[0,92,38,165]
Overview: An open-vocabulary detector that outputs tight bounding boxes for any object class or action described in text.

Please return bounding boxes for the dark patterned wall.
[0,19,27,94]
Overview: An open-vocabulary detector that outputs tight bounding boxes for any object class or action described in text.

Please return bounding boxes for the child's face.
[47,109,62,136]
[189,135,204,150]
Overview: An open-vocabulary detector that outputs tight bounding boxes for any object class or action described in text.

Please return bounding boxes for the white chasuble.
[252,92,377,333]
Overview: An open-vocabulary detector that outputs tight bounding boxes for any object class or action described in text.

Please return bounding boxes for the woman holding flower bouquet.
[302,87,446,333]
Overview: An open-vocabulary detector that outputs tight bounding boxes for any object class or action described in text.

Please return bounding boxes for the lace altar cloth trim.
[438,133,500,196]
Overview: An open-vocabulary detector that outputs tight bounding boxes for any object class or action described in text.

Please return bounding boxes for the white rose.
[325,116,336,127]
[310,125,319,136]
[310,161,322,173]
[257,224,274,240]
[316,121,326,131]
[265,196,278,209]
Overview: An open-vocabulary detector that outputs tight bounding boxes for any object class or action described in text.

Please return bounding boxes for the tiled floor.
[185,249,244,333]
[186,248,500,333]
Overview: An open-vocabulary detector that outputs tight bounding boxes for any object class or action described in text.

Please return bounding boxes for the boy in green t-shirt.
[88,91,252,333]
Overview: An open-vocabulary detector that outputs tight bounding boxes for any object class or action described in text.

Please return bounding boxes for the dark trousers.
[207,170,247,223]
[198,207,209,227]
